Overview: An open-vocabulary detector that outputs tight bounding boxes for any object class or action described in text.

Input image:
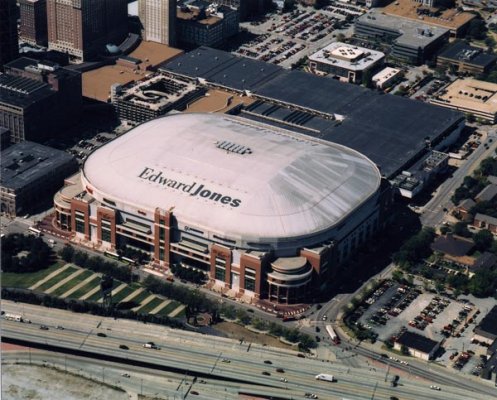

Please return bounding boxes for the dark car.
[264,360,272,365]
[190,391,199,395]
[97,332,107,337]
[39,325,49,330]
[119,344,129,350]
[262,371,271,376]
[276,368,285,373]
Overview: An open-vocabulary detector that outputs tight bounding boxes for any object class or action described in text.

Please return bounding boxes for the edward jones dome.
[54,113,383,304]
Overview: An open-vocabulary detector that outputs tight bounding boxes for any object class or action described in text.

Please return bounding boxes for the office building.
[429,79,497,124]
[372,67,403,89]
[394,331,441,360]
[437,41,497,75]
[177,0,239,48]
[474,306,497,345]
[355,11,450,65]
[1,141,78,217]
[0,58,82,143]
[47,0,128,62]
[308,42,385,83]
[54,113,382,304]
[139,0,177,46]
[0,0,19,70]
[112,74,203,123]
[20,0,48,47]
[382,0,475,37]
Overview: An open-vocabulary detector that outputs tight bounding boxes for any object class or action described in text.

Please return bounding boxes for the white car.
[430,385,441,391]
[322,315,327,321]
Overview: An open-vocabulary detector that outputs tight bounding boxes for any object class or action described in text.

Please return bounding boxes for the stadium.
[54,113,383,303]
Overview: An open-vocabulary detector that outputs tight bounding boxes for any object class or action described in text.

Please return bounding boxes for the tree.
[468,268,497,297]
[236,309,251,325]
[313,0,329,9]
[439,226,450,235]
[392,228,436,270]
[473,229,494,251]
[391,269,404,283]
[467,19,488,41]
[362,70,374,88]
[453,222,472,238]
[59,245,75,262]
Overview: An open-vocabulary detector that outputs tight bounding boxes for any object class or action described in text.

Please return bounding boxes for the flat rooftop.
[1,141,76,190]
[309,42,384,71]
[128,41,183,69]
[372,67,402,84]
[476,305,497,337]
[431,78,497,116]
[161,47,464,178]
[82,65,151,102]
[382,0,475,31]
[0,74,54,109]
[185,89,256,113]
[438,41,497,68]
[357,11,450,48]
[114,74,198,111]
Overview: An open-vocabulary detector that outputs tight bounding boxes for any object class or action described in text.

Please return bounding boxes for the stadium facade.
[54,113,384,303]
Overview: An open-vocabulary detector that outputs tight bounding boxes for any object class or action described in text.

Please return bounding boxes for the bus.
[104,251,136,266]
[28,226,42,237]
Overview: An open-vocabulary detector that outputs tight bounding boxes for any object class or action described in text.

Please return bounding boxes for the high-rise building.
[47,0,128,62]
[0,58,82,143]
[20,0,48,47]
[139,0,177,46]
[0,0,19,70]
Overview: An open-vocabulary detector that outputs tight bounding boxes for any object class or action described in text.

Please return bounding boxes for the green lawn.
[50,270,94,297]
[174,307,186,318]
[86,280,121,302]
[35,266,79,292]
[136,296,163,314]
[1,262,65,289]
[66,276,101,299]
[129,289,152,306]
[157,301,181,317]
[111,286,135,303]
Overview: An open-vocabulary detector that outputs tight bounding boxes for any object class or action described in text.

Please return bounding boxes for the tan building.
[47,0,128,62]
[429,79,497,123]
[139,0,177,46]
[382,0,475,37]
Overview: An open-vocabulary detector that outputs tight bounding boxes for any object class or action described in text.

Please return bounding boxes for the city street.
[3,301,496,400]
[421,130,497,227]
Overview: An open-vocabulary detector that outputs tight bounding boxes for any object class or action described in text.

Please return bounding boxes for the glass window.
[244,276,255,292]
[215,266,225,281]
[75,219,85,234]
[101,228,111,243]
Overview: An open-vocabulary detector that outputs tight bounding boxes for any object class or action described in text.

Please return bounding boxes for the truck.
[315,374,335,382]
[325,325,340,345]
[4,313,23,322]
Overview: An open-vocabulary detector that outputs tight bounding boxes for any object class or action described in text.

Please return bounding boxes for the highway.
[2,301,495,400]
[421,130,497,228]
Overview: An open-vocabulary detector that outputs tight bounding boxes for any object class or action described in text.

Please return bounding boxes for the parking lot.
[237,5,358,68]
[355,280,497,375]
